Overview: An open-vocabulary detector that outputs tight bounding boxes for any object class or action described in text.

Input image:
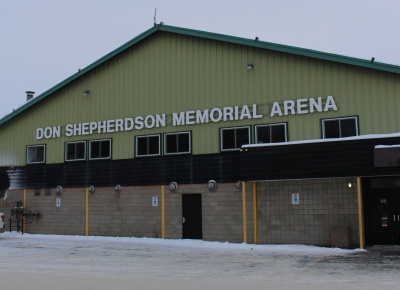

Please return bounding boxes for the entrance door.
[182,194,202,239]
[370,191,400,245]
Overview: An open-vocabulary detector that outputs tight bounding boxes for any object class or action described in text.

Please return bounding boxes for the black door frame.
[182,194,203,239]
[363,177,400,245]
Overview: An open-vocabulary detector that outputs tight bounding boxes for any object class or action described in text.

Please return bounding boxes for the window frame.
[65,141,87,162]
[163,131,192,155]
[321,116,359,139]
[220,126,251,152]
[135,134,161,157]
[255,122,288,144]
[88,138,112,160]
[26,144,46,164]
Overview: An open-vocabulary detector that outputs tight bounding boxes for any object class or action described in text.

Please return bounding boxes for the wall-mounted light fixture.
[83,89,90,96]
[247,62,254,70]
[236,181,242,189]
[169,182,178,193]
[115,184,122,193]
[55,185,63,195]
[207,180,217,192]
[88,185,95,193]
[348,182,353,188]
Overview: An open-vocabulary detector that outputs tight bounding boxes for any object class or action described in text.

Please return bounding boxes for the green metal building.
[1,24,400,247]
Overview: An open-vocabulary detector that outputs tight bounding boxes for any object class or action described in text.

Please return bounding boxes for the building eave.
[1,23,399,126]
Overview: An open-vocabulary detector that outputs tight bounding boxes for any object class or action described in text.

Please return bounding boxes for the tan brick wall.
[1,178,360,247]
[256,177,360,247]
[2,183,253,243]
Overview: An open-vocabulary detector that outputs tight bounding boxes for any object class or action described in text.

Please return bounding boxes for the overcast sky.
[1,0,398,118]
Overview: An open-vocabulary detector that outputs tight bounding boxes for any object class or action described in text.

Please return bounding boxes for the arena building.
[1,24,400,248]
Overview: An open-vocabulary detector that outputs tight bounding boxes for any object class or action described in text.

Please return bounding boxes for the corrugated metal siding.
[0,31,399,166]
[240,136,400,181]
[1,152,240,189]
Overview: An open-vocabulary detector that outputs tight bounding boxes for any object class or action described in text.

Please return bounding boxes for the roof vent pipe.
[26,91,35,101]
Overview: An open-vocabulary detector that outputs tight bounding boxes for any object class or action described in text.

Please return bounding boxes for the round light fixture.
[169,182,178,193]
[88,185,95,193]
[207,180,217,192]
[55,185,63,195]
[115,184,122,193]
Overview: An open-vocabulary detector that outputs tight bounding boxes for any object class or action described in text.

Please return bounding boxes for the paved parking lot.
[1,233,399,290]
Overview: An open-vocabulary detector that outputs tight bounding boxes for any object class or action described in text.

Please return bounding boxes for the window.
[322,117,358,139]
[27,145,46,164]
[255,123,287,144]
[65,141,86,161]
[164,132,191,155]
[136,134,161,157]
[89,139,111,160]
[220,126,250,151]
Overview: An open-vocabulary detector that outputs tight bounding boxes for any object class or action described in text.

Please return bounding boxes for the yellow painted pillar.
[85,187,89,236]
[23,189,26,234]
[161,185,165,239]
[242,181,247,244]
[357,177,365,249]
[252,182,258,244]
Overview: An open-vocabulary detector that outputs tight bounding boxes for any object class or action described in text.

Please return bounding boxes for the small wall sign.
[56,197,62,207]
[152,196,158,207]
[292,193,300,205]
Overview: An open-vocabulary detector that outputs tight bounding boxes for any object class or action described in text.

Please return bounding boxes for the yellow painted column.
[161,185,165,239]
[85,187,89,236]
[242,181,247,244]
[357,177,365,249]
[252,182,258,244]
[23,189,26,233]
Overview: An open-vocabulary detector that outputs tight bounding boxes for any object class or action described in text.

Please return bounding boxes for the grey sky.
[1,0,398,118]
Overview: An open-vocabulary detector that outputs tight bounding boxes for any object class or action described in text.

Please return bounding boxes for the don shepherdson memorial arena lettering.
[36,97,337,139]
[0,24,399,248]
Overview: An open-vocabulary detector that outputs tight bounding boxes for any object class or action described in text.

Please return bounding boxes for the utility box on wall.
[332,226,352,248]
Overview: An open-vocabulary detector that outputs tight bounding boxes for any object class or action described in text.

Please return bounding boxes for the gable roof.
[1,23,399,126]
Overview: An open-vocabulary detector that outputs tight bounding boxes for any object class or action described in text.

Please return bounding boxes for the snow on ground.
[0,232,397,290]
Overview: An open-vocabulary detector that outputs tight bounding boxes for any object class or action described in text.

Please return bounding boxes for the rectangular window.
[220,126,250,151]
[322,117,358,139]
[136,134,161,157]
[89,139,111,160]
[255,123,287,144]
[27,145,46,164]
[65,141,86,161]
[164,132,191,155]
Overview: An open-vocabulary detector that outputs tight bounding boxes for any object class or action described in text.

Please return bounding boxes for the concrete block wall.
[170,183,253,243]
[1,182,254,243]
[1,188,85,235]
[88,186,161,237]
[256,177,360,247]
[2,178,359,247]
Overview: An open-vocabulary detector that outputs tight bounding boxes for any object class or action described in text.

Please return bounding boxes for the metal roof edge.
[1,24,399,126]
[242,132,400,150]
[159,25,400,74]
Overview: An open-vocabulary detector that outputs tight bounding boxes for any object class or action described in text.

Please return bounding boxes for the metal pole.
[252,182,258,244]
[161,185,165,239]
[357,177,365,249]
[242,181,247,244]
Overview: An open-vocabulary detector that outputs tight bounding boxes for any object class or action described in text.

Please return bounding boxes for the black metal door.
[182,194,202,239]
[370,191,400,245]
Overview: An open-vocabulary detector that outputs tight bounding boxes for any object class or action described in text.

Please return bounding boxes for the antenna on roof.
[154,8,157,26]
